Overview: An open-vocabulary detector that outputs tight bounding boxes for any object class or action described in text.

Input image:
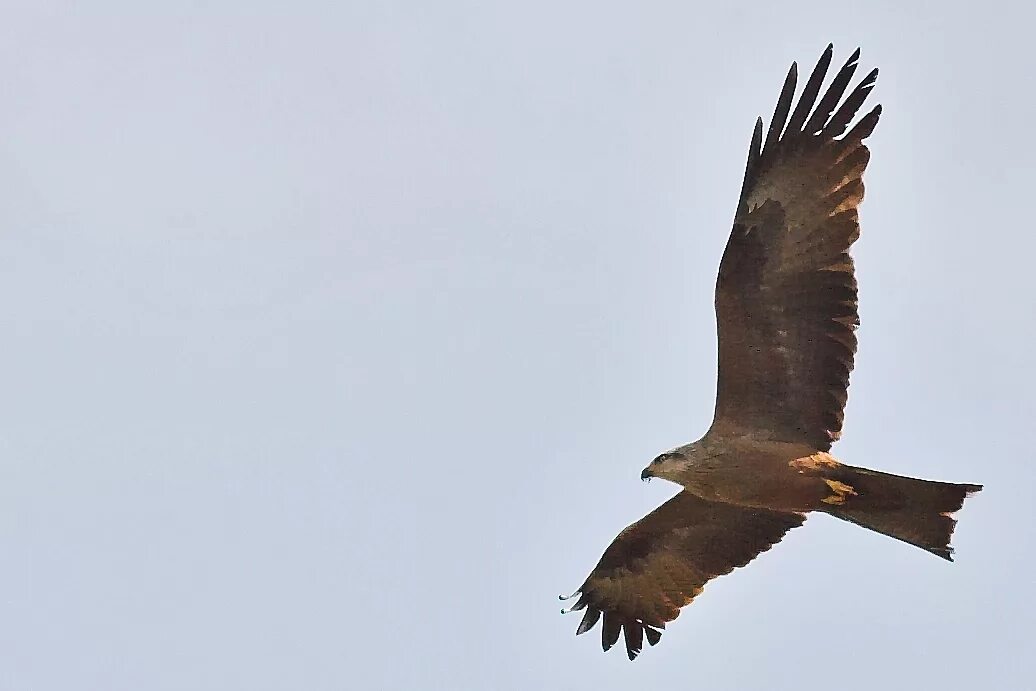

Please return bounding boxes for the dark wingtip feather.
[738,117,764,202]
[601,613,622,652]
[785,45,834,135]
[623,623,644,661]
[845,104,882,141]
[804,48,863,135]
[763,62,797,155]
[825,67,879,137]
[748,117,763,164]
[644,626,662,647]
[856,67,879,92]
[576,607,601,635]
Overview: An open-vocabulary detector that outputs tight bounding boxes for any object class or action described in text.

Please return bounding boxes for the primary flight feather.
[561,45,981,661]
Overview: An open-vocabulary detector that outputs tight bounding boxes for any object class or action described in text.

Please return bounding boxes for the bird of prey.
[561,45,982,661]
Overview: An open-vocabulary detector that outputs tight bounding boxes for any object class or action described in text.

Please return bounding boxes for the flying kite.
[561,45,982,661]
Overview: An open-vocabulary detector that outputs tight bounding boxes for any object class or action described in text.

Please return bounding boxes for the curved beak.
[641,467,652,481]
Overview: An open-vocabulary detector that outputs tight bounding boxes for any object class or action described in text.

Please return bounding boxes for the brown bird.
[561,45,982,661]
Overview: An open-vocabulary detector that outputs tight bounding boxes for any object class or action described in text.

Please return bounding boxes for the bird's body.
[562,45,982,661]
[657,435,842,512]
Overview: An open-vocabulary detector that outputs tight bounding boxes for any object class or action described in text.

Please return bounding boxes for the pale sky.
[0,2,1032,690]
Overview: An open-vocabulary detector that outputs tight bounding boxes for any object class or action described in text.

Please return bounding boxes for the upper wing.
[711,45,881,450]
[562,491,804,659]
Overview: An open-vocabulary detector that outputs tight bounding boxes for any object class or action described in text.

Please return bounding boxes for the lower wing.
[562,491,804,659]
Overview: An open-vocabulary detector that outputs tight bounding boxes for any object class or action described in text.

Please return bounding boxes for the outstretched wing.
[562,492,804,660]
[711,45,881,450]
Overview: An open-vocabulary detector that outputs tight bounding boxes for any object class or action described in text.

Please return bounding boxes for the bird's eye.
[652,453,671,465]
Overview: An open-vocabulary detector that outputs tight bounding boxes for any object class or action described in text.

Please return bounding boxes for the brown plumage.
[713,47,879,450]
[563,493,804,660]
[562,45,982,660]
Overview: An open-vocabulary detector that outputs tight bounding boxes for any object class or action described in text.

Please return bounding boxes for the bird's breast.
[676,441,842,512]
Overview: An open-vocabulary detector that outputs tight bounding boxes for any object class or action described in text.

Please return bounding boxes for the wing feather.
[601,612,622,651]
[762,63,797,156]
[827,68,879,138]
[803,48,861,135]
[712,46,881,449]
[623,622,644,660]
[566,492,804,659]
[784,43,832,135]
[576,606,601,635]
[644,626,662,647]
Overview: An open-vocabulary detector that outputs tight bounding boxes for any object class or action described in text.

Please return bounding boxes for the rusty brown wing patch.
[711,45,881,450]
[562,491,804,659]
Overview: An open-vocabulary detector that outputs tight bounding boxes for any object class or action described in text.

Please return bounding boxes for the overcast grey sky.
[0,2,1031,690]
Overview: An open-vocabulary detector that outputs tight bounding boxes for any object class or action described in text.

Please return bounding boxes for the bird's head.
[640,448,690,483]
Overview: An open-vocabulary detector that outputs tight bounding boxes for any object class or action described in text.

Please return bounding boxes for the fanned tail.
[823,465,982,560]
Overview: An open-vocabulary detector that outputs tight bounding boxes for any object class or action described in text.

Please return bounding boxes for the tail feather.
[823,465,982,560]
